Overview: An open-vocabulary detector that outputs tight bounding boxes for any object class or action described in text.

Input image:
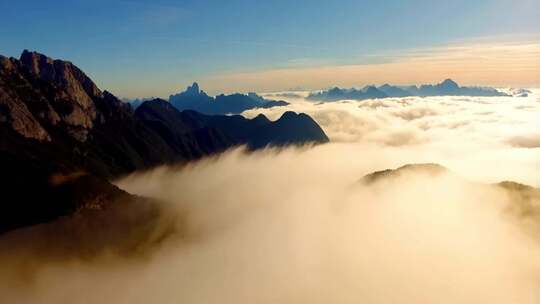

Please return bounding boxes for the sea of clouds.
[0,90,539,303]
[251,89,540,186]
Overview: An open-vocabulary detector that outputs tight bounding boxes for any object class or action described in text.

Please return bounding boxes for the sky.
[0,0,539,97]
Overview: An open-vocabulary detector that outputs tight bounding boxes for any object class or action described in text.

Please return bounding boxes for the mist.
[247,90,540,186]
[0,91,539,303]
[0,144,538,303]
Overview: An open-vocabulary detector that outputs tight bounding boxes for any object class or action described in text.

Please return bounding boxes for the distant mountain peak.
[309,78,508,102]
[186,82,200,95]
[252,113,271,124]
[169,83,289,115]
[363,85,379,92]
[361,163,449,184]
[440,78,459,88]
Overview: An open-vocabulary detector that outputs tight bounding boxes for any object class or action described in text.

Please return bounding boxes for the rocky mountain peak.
[185,82,200,95]
[0,55,16,72]
[20,50,102,100]
[0,51,124,142]
[19,50,106,140]
[20,50,53,76]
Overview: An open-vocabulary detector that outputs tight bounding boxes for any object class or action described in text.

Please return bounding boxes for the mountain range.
[169,82,289,114]
[307,79,510,102]
[0,50,328,233]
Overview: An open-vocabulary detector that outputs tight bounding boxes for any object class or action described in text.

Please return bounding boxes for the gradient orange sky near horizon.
[197,39,540,95]
[3,0,538,98]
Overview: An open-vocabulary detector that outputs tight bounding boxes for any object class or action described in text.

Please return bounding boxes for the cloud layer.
[0,90,539,303]
[1,145,539,303]
[245,89,540,185]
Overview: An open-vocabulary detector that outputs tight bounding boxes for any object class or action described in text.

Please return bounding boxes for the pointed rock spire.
[186,82,200,95]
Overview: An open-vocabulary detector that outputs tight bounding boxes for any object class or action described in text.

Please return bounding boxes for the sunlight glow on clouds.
[3,146,540,303]
[1,90,539,304]
[243,90,540,186]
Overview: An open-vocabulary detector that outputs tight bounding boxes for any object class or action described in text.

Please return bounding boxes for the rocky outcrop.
[0,55,52,141]
[0,50,106,142]
[20,50,102,105]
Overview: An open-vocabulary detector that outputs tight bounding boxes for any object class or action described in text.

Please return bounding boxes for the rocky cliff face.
[0,55,53,141]
[0,50,104,142]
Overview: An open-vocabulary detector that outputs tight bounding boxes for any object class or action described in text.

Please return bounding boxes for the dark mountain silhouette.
[134,99,237,156]
[407,79,508,97]
[307,79,509,101]
[378,84,411,97]
[0,50,328,233]
[169,82,289,114]
[121,97,155,109]
[137,98,329,150]
[202,109,330,150]
[307,85,389,102]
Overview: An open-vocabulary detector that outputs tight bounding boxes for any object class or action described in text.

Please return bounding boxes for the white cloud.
[1,145,538,303]
[0,90,539,303]
[243,89,540,185]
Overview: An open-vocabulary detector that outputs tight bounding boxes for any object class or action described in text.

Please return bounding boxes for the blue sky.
[0,0,538,97]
